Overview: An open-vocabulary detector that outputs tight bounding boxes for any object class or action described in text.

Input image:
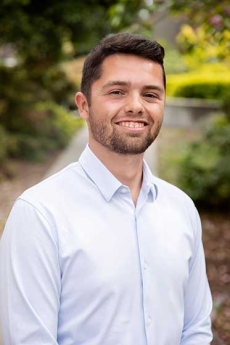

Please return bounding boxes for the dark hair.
[81,32,166,104]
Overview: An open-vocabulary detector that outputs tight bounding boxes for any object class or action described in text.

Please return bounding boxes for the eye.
[144,93,159,99]
[109,90,124,95]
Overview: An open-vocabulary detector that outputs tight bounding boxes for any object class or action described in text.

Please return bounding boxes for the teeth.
[118,121,145,128]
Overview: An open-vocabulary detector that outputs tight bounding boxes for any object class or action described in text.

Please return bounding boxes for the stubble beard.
[88,111,162,155]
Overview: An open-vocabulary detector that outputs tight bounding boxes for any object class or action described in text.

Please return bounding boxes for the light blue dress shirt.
[0,145,212,344]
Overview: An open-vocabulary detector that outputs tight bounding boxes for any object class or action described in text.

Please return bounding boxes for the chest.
[56,197,193,295]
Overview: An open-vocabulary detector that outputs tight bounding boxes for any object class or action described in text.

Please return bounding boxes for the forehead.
[98,53,164,86]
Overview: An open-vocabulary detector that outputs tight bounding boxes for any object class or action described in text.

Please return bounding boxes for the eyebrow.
[144,85,165,95]
[101,81,130,89]
[102,81,164,93]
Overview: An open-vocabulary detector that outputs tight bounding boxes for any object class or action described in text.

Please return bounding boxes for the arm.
[0,199,61,344]
[181,207,213,345]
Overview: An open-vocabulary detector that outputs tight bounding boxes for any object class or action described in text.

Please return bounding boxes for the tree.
[170,0,230,62]
[0,0,155,163]
[0,0,154,69]
[169,0,230,34]
[147,0,229,66]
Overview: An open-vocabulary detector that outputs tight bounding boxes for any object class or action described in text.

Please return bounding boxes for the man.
[0,33,212,344]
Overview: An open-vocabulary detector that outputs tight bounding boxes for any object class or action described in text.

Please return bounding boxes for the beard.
[88,110,162,155]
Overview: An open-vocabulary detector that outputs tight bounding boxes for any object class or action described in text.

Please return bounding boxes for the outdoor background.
[0,1,230,344]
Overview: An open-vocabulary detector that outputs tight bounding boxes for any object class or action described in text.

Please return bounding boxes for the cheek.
[149,104,164,121]
[91,102,113,118]
[102,99,124,114]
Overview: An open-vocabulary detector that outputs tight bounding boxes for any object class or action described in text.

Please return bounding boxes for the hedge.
[166,64,230,100]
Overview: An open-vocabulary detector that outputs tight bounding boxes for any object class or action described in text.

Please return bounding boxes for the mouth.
[115,121,148,128]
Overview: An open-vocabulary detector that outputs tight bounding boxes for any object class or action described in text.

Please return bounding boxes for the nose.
[124,93,144,114]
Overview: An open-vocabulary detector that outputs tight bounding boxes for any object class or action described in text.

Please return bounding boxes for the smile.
[117,121,146,128]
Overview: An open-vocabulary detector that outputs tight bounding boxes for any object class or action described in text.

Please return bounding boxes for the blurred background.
[0,0,229,344]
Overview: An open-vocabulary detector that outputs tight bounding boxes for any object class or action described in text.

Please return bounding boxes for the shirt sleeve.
[0,198,61,344]
[181,206,213,345]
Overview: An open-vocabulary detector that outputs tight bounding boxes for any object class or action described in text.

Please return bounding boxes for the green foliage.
[0,0,153,64]
[166,64,230,99]
[0,64,77,130]
[166,1,230,64]
[176,24,230,65]
[34,101,81,148]
[221,89,230,121]
[158,128,201,187]
[6,101,83,162]
[178,114,230,210]
[0,0,154,163]
[0,125,7,162]
[7,134,54,161]
[160,42,188,75]
[170,0,230,34]
[172,79,230,100]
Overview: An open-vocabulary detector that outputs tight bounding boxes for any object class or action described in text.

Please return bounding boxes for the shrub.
[0,64,77,132]
[0,63,82,162]
[7,134,53,161]
[176,24,230,66]
[34,101,82,148]
[7,102,83,161]
[166,63,230,100]
[178,114,230,210]
[221,89,230,122]
[173,79,230,100]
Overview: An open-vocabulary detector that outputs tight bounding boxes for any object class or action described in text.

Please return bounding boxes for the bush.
[176,24,230,66]
[166,64,230,100]
[7,102,83,161]
[7,134,54,161]
[0,64,77,132]
[34,101,82,148]
[173,79,230,100]
[0,63,82,162]
[178,114,230,210]
[222,89,230,122]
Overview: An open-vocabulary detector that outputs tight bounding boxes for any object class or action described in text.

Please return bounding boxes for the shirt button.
[121,188,127,193]
[147,316,152,326]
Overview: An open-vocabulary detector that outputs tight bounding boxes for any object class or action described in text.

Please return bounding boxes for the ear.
[75,92,89,120]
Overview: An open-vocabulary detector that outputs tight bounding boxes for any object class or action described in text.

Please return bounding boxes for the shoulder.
[152,175,200,228]
[154,175,194,205]
[20,161,80,202]
[13,162,85,219]
[4,162,85,235]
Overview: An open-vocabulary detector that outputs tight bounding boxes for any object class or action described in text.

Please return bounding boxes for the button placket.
[147,315,152,326]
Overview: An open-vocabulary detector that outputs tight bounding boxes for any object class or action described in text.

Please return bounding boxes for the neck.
[89,141,144,204]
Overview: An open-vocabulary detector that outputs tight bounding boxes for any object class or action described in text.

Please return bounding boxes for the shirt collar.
[79,145,122,201]
[142,160,158,202]
[79,145,158,202]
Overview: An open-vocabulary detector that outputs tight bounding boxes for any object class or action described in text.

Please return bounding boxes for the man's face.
[79,53,165,155]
